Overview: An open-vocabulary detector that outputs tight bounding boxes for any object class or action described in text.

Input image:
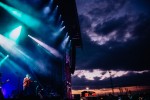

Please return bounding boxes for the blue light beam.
[0,55,9,66]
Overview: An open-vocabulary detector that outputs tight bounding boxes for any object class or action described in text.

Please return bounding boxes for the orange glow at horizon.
[72,86,150,95]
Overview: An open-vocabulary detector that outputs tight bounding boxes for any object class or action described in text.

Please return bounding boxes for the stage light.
[43,6,51,14]
[86,87,89,90]
[5,58,27,76]
[0,2,41,28]
[48,5,58,22]
[57,14,62,24]
[6,0,37,15]
[0,34,16,52]
[53,26,65,37]
[0,55,9,66]
[8,26,22,41]
[59,26,65,32]
[43,0,54,15]
[0,52,5,58]
[28,34,62,59]
[62,26,66,28]
[0,2,62,41]
[61,33,70,50]
[58,26,65,32]
[67,40,71,49]
[51,5,58,17]
[0,34,49,75]
[60,21,64,26]
[0,34,34,69]
[49,0,54,6]
[0,2,57,35]
[0,34,54,86]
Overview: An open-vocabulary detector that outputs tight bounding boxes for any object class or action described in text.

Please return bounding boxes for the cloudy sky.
[72,0,150,89]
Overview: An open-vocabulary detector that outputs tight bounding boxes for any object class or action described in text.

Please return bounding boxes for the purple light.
[28,35,62,59]
[61,33,70,50]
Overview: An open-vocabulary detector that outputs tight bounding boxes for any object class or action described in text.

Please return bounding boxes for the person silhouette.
[23,74,32,96]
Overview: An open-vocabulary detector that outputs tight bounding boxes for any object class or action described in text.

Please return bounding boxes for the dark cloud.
[95,16,127,35]
[113,72,150,87]
[86,42,150,70]
[88,0,127,17]
[88,7,113,17]
[93,77,100,81]
[76,43,110,70]
[78,14,91,31]
[72,75,111,89]
[72,71,150,89]
[132,15,150,38]
[73,0,150,89]
[131,0,150,12]
[75,0,150,71]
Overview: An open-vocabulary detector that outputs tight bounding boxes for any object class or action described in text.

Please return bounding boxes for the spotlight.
[0,2,40,27]
[60,21,64,26]
[8,26,22,42]
[61,34,70,50]
[43,6,51,14]
[57,14,62,23]
[0,54,9,66]
[28,35,62,59]
[0,2,49,32]
[61,26,65,30]
[49,0,54,6]
[0,52,5,58]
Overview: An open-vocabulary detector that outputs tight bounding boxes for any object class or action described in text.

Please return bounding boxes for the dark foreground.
[2,90,150,100]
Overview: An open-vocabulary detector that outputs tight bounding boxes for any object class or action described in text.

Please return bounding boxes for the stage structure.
[0,0,81,99]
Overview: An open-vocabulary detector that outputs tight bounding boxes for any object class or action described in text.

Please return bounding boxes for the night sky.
[72,0,150,89]
[0,0,150,93]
